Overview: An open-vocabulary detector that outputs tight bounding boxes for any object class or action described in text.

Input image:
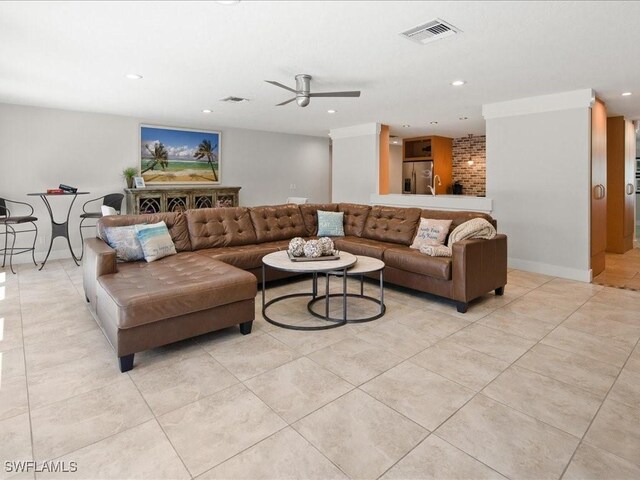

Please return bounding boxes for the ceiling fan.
[265,74,361,107]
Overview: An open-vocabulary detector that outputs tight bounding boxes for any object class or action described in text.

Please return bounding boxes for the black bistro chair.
[78,193,124,260]
[0,197,39,274]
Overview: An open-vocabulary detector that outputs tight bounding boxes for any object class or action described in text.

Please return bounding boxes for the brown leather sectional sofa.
[83,203,507,372]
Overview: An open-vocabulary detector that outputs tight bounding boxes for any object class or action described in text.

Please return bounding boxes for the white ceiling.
[1,1,640,139]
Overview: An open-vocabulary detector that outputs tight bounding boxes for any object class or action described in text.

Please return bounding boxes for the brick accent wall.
[452,135,486,196]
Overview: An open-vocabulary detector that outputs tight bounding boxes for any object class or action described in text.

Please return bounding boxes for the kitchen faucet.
[431,175,442,196]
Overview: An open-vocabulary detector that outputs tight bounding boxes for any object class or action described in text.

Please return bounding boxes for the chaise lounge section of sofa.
[83,203,507,371]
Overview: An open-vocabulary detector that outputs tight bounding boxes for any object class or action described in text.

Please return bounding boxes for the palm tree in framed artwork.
[141,142,169,173]
[194,139,218,181]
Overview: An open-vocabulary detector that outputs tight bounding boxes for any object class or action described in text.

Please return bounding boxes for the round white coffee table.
[308,255,386,323]
[262,250,357,330]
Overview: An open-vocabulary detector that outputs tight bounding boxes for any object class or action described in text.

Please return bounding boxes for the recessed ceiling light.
[202,109,213,114]
[392,140,399,144]
[622,92,632,96]
[459,116,468,120]
[430,121,438,125]
[125,74,143,80]
[402,124,410,128]
[216,1,240,4]
[327,109,336,114]
[451,80,466,86]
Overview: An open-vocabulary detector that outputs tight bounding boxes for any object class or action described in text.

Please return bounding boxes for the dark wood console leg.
[495,286,505,296]
[240,320,253,335]
[118,354,134,373]
[456,302,468,314]
[85,295,90,303]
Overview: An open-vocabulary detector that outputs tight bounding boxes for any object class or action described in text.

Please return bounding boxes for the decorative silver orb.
[303,239,322,258]
[288,237,306,257]
[318,237,334,256]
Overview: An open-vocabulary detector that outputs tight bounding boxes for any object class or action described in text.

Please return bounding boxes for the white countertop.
[370,194,493,213]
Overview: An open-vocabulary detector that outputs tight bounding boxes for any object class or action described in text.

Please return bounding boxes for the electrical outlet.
[289,183,296,190]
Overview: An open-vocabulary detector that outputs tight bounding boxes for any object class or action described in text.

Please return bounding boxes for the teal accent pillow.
[104,225,145,262]
[135,221,177,262]
[317,211,345,237]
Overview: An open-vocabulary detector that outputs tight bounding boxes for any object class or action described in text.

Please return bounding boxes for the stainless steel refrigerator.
[402,161,434,194]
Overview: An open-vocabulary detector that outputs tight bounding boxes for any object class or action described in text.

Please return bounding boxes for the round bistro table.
[27,191,89,269]
[262,250,357,330]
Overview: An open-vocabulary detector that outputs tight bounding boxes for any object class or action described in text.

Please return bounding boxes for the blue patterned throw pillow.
[135,221,177,262]
[104,225,145,262]
[317,211,344,237]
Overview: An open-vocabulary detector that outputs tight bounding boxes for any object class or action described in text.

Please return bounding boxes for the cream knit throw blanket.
[419,218,496,257]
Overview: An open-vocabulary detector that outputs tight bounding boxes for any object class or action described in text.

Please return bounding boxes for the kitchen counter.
[370,194,493,213]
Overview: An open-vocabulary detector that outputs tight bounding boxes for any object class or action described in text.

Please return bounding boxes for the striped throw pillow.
[135,221,177,262]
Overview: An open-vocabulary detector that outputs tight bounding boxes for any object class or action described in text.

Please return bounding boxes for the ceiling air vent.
[400,19,460,45]
[220,96,249,103]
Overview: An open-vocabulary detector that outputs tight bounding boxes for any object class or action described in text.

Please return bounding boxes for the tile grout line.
[558,333,640,479]
[16,262,38,470]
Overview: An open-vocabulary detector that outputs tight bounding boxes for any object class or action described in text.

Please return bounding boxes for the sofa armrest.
[83,238,117,308]
[451,234,508,303]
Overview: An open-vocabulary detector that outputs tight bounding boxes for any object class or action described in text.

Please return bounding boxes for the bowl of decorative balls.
[287,237,339,261]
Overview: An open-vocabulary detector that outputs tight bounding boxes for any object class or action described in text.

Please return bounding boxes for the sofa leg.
[239,320,253,335]
[118,354,134,373]
[456,302,468,314]
[495,286,505,296]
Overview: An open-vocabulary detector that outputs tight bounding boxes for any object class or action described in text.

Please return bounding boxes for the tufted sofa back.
[185,207,257,249]
[338,203,371,237]
[419,209,497,232]
[249,204,307,243]
[362,206,422,245]
[299,203,339,236]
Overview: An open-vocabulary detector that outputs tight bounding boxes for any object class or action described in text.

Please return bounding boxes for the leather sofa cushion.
[299,203,339,236]
[197,240,289,270]
[97,252,256,329]
[186,207,257,249]
[384,246,452,281]
[249,204,307,243]
[334,236,401,260]
[338,203,371,237]
[97,212,192,252]
[363,206,421,246]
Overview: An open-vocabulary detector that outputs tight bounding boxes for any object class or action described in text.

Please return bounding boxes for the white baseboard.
[4,248,76,266]
[508,257,591,283]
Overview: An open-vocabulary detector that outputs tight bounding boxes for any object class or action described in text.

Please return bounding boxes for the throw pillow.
[135,221,177,262]
[104,225,145,262]
[410,218,453,249]
[317,210,345,237]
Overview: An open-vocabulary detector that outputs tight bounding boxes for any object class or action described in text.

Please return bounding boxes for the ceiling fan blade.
[276,97,297,106]
[309,91,361,98]
[265,80,298,93]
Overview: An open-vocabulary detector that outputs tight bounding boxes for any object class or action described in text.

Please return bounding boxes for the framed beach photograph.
[139,125,221,184]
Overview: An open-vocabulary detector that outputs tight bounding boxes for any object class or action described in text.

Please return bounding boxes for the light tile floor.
[593,246,640,290]
[1,260,640,479]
